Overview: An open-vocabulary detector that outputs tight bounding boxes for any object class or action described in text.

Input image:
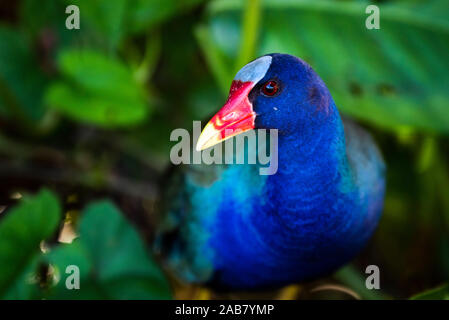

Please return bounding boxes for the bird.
[154,53,385,291]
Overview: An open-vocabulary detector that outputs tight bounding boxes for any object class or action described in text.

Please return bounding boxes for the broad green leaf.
[45,241,104,300]
[0,189,61,298]
[45,201,172,299]
[46,50,150,127]
[46,83,148,127]
[0,27,48,122]
[199,0,449,133]
[410,284,449,300]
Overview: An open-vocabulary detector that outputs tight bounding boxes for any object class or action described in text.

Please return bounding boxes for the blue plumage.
[155,54,385,290]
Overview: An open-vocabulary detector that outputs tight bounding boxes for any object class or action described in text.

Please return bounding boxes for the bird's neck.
[253,110,357,251]
[269,109,350,196]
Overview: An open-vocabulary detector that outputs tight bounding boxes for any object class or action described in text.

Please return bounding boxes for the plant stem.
[194,25,232,95]
[134,31,161,85]
[235,0,261,71]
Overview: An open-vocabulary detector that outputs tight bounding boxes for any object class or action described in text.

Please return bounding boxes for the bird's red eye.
[261,80,279,96]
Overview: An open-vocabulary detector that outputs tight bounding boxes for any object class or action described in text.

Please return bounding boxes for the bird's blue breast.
[204,149,359,288]
[159,120,384,290]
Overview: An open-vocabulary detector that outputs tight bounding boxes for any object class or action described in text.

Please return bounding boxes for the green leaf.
[410,284,449,300]
[0,189,61,298]
[45,201,172,299]
[200,0,449,133]
[2,256,42,300]
[46,50,150,128]
[0,27,48,123]
[45,241,104,300]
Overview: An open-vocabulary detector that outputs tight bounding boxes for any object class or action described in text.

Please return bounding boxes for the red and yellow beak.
[196,80,256,151]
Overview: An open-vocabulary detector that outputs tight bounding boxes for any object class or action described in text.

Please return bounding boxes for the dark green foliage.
[0,27,48,123]
[200,0,449,133]
[0,191,171,299]
[0,190,61,299]
[45,201,171,299]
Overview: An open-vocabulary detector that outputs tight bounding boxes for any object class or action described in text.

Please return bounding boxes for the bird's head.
[196,53,336,151]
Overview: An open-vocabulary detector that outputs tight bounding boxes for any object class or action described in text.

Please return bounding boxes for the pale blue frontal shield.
[234,56,272,83]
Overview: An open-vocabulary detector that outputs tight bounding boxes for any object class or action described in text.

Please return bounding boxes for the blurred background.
[0,0,448,299]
